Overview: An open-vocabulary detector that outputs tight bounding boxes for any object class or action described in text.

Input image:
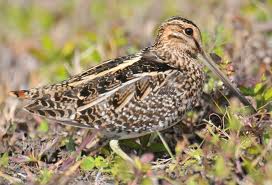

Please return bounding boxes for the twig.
[94,171,102,185]
[156,131,175,161]
[0,171,23,184]
[252,139,272,167]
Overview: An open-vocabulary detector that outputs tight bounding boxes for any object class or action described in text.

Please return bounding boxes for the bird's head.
[155,16,203,57]
[153,16,256,112]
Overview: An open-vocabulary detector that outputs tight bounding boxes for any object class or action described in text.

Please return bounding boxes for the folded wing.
[11,50,175,129]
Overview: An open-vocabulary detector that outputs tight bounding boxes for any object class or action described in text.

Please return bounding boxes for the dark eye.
[184,28,193,36]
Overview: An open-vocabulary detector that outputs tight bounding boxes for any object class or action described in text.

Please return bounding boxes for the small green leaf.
[213,46,224,57]
[111,158,133,183]
[227,110,241,131]
[62,41,75,57]
[248,146,261,155]
[141,177,153,185]
[54,65,69,81]
[80,156,95,171]
[214,156,229,178]
[38,169,53,185]
[188,148,203,161]
[65,137,76,152]
[254,83,265,94]
[264,87,272,101]
[186,176,198,185]
[240,86,255,96]
[0,152,9,167]
[121,140,142,150]
[263,130,272,145]
[240,136,253,149]
[38,120,49,133]
[94,156,108,168]
[148,143,167,153]
[91,49,101,63]
[41,35,54,52]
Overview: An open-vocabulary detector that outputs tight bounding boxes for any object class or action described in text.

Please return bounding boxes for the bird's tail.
[9,89,40,99]
[9,90,30,99]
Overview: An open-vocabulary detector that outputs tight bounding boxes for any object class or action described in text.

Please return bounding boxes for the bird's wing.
[11,50,175,128]
[10,53,142,99]
[71,69,177,128]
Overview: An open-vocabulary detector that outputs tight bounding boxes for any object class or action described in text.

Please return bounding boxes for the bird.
[10,16,255,163]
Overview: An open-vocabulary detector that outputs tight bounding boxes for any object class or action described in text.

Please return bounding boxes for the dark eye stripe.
[193,38,201,52]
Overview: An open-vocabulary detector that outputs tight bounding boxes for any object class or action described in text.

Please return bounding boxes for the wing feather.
[73,70,175,128]
[10,54,142,100]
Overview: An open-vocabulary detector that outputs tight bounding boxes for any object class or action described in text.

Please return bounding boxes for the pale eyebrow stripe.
[165,23,185,29]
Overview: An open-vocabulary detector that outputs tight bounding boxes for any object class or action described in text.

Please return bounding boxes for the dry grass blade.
[0,171,23,184]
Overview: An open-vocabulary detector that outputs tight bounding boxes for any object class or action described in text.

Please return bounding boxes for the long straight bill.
[198,52,257,113]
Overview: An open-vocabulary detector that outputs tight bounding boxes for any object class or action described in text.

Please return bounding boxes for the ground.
[0,0,272,184]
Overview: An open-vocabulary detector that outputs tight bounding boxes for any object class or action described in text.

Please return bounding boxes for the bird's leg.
[86,136,110,155]
[60,129,106,170]
[109,139,134,164]
[60,130,97,170]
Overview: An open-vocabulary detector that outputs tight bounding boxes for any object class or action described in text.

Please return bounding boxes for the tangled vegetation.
[0,0,271,184]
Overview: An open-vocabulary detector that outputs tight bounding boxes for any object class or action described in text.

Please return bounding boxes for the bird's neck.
[149,43,203,72]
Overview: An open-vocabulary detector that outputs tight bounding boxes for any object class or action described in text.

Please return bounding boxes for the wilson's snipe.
[10,16,255,162]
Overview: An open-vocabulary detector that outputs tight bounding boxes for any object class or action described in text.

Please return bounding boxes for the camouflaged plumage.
[11,17,205,140]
